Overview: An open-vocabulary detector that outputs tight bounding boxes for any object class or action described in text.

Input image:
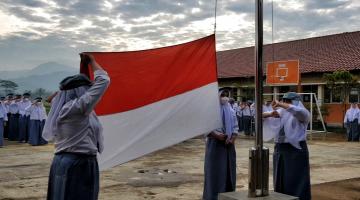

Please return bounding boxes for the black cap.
[59,74,92,91]
[7,93,14,97]
[0,97,5,100]
[23,92,31,97]
[15,94,22,99]
[34,97,43,102]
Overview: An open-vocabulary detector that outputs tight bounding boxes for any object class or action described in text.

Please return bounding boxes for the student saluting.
[263,92,311,200]
[43,53,110,200]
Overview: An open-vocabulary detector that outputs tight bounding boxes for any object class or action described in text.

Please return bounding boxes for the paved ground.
[0,133,359,200]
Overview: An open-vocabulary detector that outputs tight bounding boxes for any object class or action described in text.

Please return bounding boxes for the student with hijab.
[203,90,238,200]
[344,103,360,142]
[27,97,48,146]
[18,93,32,143]
[263,92,311,200]
[43,53,110,200]
[8,94,21,141]
[0,99,8,147]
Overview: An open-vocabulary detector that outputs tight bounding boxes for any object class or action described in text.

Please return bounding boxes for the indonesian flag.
[82,35,221,170]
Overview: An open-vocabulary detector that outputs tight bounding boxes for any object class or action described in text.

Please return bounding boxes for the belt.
[55,152,97,158]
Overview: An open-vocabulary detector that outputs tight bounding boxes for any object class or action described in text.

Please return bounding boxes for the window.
[302,85,317,102]
[324,86,343,103]
[324,87,331,103]
[349,88,360,103]
[241,88,255,101]
[232,88,238,100]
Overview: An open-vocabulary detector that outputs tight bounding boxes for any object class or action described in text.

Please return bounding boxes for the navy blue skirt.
[0,118,3,147]
[347,120,359,142]
[203,137,236,200]
[28,120,47,146]
[273,141,311,200]
[47,153,99,200]
[8,113,20,141]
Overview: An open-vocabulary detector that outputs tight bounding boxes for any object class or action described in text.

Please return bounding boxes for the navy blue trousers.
[47,153,99,200]
[8,113,20,141]
[243,116,251,135]
[203,137,236,200]
[237,116,244,132]
[273,142,311,200]
[18,115,27,142]
[4,113,10,138]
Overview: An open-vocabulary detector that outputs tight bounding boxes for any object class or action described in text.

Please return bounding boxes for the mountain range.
[0,62,78,92]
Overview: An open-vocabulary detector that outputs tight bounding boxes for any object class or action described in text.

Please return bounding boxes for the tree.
[323,71,359,126]
[0,79,18,95]
[32,88,47,98]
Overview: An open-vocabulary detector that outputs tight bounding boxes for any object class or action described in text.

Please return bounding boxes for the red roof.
[217,31,360,78]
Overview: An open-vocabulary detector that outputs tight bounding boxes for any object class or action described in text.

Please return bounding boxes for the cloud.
[0,0,359,71]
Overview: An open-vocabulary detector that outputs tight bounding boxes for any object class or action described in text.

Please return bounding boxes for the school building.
[216,31,360,126]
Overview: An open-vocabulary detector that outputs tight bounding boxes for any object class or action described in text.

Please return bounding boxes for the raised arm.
[76,53,110,115]
[272,100,309,122]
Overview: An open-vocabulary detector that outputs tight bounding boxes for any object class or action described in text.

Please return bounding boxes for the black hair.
[220,90,230,97]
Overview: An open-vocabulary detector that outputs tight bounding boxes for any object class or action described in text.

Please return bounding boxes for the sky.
[0,0,359,71]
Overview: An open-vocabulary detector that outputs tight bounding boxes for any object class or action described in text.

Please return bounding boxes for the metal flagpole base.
[219,191,299,200]
[248,147,269,197]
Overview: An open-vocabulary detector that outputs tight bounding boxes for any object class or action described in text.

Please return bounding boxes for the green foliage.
[32,88,50,98]
[0,79,18,94]
[323,71,359,127]
[323,71,359,102]
[44,101,51,114]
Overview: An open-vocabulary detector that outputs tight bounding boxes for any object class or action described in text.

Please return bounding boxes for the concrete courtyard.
[0,134,359,200]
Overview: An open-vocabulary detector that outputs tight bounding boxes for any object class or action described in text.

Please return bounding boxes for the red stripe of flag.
[82,35,217,116]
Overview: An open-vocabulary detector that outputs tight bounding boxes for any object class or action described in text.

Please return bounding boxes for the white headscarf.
[218,91,238,140]
[263,100,310,149]
[344,104,360,123]
[42,86,89,141]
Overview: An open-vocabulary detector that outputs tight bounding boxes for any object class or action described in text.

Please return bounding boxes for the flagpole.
[248,0,269,197]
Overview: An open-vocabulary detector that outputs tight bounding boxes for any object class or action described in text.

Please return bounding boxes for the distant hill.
[0,62,78,92]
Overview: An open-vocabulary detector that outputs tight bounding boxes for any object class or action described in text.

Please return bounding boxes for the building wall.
[324,104,349,126]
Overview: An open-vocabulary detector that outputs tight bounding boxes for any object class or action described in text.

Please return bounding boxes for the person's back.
[43,54,110,200]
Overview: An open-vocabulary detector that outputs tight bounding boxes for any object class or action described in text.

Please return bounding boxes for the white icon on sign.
[275,64,288,81]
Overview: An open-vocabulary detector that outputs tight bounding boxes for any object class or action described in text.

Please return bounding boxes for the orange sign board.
[266,60,300,85]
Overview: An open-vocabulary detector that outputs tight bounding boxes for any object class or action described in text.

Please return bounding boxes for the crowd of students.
[0,93,48,147]
[228,98,274,136]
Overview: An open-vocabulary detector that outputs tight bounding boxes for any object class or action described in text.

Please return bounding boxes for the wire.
[214,0,218,34]
[271,0,275,62]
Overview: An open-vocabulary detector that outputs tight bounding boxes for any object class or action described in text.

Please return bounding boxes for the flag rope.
[214,0,218,34]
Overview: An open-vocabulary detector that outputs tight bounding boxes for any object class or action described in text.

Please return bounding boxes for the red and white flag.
[82,35,221,170]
